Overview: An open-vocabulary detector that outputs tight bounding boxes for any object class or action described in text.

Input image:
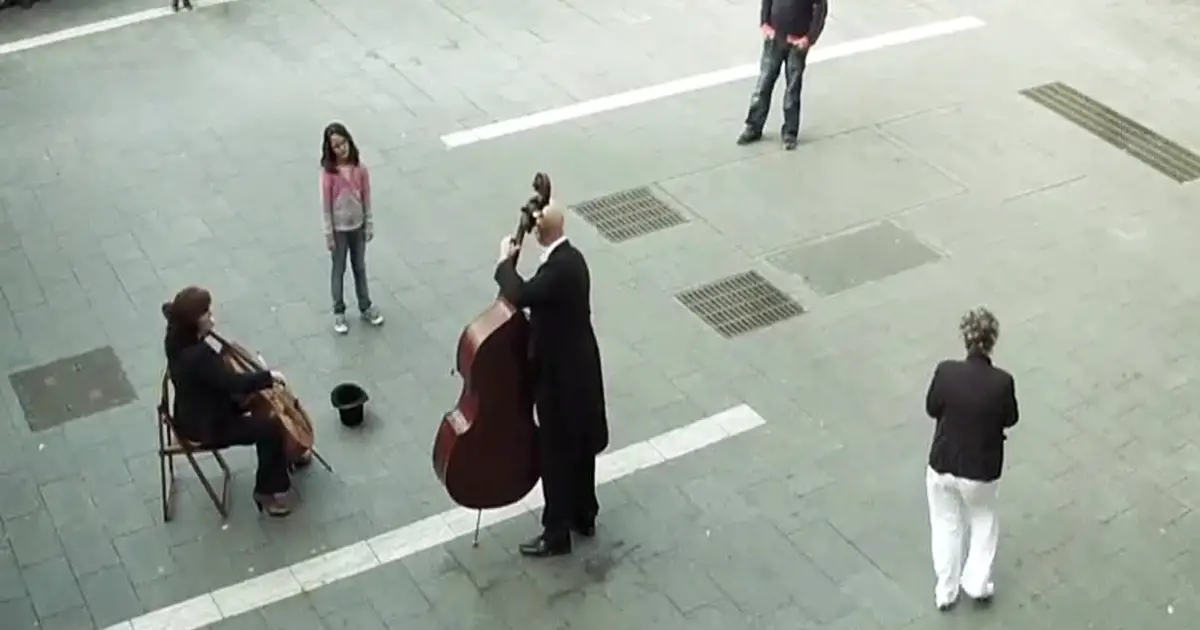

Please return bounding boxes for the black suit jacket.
[494,240,609,454]
[166,338,274,445]
[924,353,1018,482]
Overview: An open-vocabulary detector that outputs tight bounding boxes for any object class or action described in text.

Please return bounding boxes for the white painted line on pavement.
[440,16,986,148]
[103,403,768,630]
[0,0,243,58]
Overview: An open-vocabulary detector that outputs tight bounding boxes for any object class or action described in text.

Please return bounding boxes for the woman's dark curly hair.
[960,306,1000,356]
[320,122,360,173]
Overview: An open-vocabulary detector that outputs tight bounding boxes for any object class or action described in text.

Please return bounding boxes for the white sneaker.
[361,308,384,326]
[333,315,349,334]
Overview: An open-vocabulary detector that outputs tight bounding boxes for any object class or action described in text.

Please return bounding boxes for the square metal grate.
[1021,81,1200,183]
[8,346,138,432]
[572,187,688,243]
[675,271,805,338]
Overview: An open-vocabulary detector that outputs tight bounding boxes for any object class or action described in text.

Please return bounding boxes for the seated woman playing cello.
[162,286,297,517]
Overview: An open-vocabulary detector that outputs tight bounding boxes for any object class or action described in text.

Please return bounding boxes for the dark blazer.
[924,352,1018,482]
[166,338,274,445]
[494,239,609,454]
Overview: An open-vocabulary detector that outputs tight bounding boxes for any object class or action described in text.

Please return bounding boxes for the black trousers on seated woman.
[180,411,291,496]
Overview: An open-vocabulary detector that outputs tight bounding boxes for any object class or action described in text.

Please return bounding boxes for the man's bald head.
[535,201,566,246]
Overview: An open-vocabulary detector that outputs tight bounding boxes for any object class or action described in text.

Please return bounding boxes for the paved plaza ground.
[3,0,1200,628]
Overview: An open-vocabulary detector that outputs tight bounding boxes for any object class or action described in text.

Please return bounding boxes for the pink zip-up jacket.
[320,165,372,237]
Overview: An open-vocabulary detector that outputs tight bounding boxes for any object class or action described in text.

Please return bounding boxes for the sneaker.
[361,308,384,326]
[333,314,349,334]
[783,136,798,151]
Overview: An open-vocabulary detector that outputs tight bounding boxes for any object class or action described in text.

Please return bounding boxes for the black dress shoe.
[518,534,571,558]
[571,520,596,537]
[783,136,798,151]
[736,128,763,145]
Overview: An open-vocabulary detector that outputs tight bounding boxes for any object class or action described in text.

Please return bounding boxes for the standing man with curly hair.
[923,307,1019,611]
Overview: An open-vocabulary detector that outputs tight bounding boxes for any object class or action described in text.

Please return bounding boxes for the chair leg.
[212,450,232,518]
[159,422,177,522]
[184,449,229,520]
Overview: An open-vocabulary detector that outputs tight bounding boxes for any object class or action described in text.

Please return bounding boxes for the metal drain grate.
[1021,82,1200,183]
[675,271,805,338]
[9,346,138,432]
[572,187,688,243]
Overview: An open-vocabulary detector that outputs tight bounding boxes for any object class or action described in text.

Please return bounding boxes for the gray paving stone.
[0,596,39,630]
[78,565,143,627]
[787,520,875,585]
[132,571,199,614]
[321,606,389,630]
[38,477,101,529]
[258,597,328,630]
[92,482,155,538]
[0,471,41,522]
[3,509,62,568]
[208,612,272,630]
[38,605,99,630]
[112,528,179,586]
[22,555,84,619]
[0,545,27,601]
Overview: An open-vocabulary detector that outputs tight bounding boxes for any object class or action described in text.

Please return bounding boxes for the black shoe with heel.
[253,494,291,518]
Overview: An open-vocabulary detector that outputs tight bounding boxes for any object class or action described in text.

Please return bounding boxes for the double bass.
[206,331,333,473]
[433,173,550,543]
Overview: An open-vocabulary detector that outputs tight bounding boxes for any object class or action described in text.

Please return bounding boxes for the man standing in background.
[737,0,828,150]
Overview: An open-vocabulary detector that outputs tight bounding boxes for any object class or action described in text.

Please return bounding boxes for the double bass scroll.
[433,172,551,544]
[208,331,334,473]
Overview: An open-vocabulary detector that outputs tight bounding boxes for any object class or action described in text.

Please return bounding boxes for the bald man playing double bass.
[496,205,609,558]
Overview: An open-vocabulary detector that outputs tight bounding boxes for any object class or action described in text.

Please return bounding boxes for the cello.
[433,173,551,544]
[205,331,334,473]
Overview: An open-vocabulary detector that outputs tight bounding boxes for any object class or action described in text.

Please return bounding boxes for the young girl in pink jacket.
[320,122,383,334]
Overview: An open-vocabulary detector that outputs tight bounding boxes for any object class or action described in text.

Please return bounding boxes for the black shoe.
[736,128,763,145]
[571,519,596,538]
[783,136,798,151]
[518,534,571,557]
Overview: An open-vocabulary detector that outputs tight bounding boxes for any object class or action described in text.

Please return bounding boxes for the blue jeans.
[744,37,809,138]
[331,228,372,315]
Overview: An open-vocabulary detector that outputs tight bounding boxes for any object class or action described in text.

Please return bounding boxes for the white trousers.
[925,466,999,605]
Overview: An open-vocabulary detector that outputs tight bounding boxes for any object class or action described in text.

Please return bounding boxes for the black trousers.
[209,413,291,496]
[537,423,598,542]
[744,37,809,139]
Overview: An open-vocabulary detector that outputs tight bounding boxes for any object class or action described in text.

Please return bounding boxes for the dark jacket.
[924,353,1018,482]
[165,337,274,445]
[761,0,828,41]
[495,240,609,454]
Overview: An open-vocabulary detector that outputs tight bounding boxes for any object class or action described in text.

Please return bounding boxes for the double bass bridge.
[443,408,471,434]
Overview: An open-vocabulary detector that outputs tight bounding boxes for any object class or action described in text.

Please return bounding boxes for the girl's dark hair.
[162,286,212,359]
[320,122,360,173]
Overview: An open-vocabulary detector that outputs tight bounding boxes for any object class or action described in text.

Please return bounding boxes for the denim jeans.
[331,228,372,315]
[744,37,809,138]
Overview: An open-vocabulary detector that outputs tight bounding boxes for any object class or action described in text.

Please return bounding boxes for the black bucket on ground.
[330,383,369,428]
